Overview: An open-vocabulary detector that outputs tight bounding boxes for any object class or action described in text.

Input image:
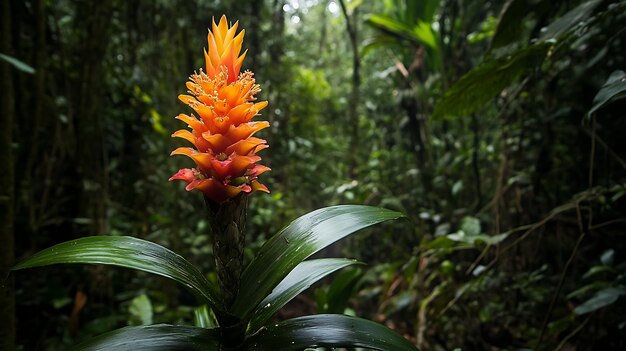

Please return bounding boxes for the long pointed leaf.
[432,42,551,119]
[0,53,35,74]
[249,258,361,331]
[573,287,626,315]
[245,314,418,351]
[366,14,422,46]
[12,236,222,313]
[68,324,219,351]
[539,0,601,41]
[588,70,626,117]
[232,205,403,318]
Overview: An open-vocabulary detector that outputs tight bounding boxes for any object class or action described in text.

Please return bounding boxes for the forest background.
[1,0,626,350]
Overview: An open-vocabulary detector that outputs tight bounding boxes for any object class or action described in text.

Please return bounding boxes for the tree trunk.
[339,0,361,179]
[24,0,46,217]
[246,0,262,71]
[402,94,434,199]
[0,0,16,349]
[71,0,115,304]
[73,0,114,238]
[471,113,483,209]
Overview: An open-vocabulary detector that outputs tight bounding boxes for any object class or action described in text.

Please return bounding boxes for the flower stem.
[205,194,247,311]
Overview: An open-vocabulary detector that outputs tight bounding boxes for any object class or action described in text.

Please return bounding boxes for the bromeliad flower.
[169,15,270,203]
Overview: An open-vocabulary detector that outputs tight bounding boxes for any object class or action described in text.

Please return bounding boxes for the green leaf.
[367,14,415,39]
[475,233,509,245]
[539,0,602,41]
[382,290,414,316]
[245,314,418,350]
[419,0,441,24]
[128,294,153,326]
[420,236,456,250]
[601,249,615,265]
[567,281,610,300]
[588,70,626,117]
[366,14,437,49]
[582,265,615,279]
[574,287,626,315]
[249,258,361,332]
[489,0,532,50]
[322,267,363,314]
[460,216,481,236]
[413,21,438,50]
[0,53,35,74]
[362,36,398,57]
[68,324,219,351]
[12,236,223,315]
[432,42,551,120]
[232,205,403,319]
[194,305,216,328]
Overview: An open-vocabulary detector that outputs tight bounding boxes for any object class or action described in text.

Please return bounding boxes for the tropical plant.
[12,15,417,351]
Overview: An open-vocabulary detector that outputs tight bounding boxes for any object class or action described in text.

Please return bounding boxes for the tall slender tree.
[0,0,16,349]
[338,0,361,178]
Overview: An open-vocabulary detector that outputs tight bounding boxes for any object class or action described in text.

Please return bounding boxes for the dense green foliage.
[13,206,411,350]
[3,0,626,350]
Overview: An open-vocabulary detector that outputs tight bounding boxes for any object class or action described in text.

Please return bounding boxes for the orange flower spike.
[170,15,270,203]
